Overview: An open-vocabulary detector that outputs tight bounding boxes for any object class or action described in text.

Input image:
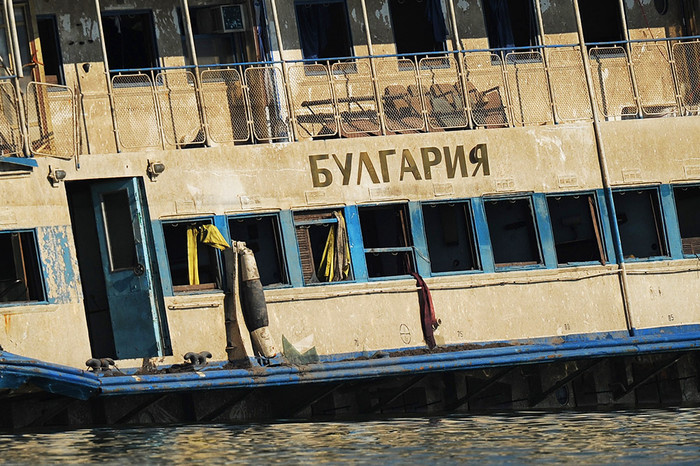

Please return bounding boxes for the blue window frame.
[483,195,544,270]
[671,184,700,257]
[421,200,481,274]
[612,187,669,261]
[358,203,416,279]
[0,230,46,304]
[162,218,223,292]
[546,192,607,266]
[228,213,289,288]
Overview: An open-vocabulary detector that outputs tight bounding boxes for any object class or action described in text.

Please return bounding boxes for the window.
[163,220,223,291]
[182,5,257,65]
[294,209,352,284]
[359,204,414,278]
[295,0,352,60]
[484,197,542,268]
[422,202,479,273]
[0,5,31,76]
[102,11,159,70]
[228,215,288,287]
[482,0,538,51]
[673,185,700,256]
[101,189,138,271]
[547,194,606,265]
[0,231,44,303]
[388,0,447,55]
[579,0,624,44]
[36,16,64,84]
[613,189,668,259]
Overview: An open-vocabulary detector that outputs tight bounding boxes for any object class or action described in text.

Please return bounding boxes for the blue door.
[91,178,167,359]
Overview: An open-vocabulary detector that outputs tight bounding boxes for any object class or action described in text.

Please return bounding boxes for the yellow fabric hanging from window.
[187,224,231,286]
[317,212,350,282]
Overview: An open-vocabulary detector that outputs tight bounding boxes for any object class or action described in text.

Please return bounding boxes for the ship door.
[67,178,170,360]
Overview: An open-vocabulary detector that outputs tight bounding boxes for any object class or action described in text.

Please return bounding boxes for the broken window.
[37,15,64,84]
[228,215,288,287]
[547,194,606,265]
[673,185,700,256]
[579,0,625,44]
[0,231,45,303]
[182,5,256,65]
[294,210,352,284]
[482,0,539,51]
[613,189,668,259]
[163,220,224,291]
[102,11,159,70]
[359,204,415,278]
[422,202,479,273]
[295,0,352,60]
[484,197,542,268]
[388,0,447,55]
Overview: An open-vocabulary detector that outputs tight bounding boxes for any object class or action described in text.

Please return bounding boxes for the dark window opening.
[0,231,44,303]
[37,16,64,85]
[484,197,542,267]
[295,1,352,60]
[547,194,606,265]
[101,189,138,271]
[579,0,624,44]
[388,0,447,55]
[673,185,700,256]
[163,220,222,291]
[102,11,159,70]
[182,6,256,65]
[294,210,353,284]
[229,216,288,287]
[359,204,414,278]
[613,189,668,259]
[482,0,538,51]
[422,202,479,273]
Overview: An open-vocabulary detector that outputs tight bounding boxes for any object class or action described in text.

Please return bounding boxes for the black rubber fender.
[240,279,269,331]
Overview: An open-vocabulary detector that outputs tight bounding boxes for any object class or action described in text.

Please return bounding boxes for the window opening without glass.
[422,202,479,273]
[613,189,668,259]
[294,210,352,284]
[482,0,538,51]
[484,197,542,268]
[388,0,447,55]
[673,185,700,256]
[163,220,224,291]
[295,0,352,60]
[359,204,415,278]
[228,215,288,287]
[102,11,159,70]
[547,194,606,265]
[579,0,624,44]
[0,231,44,303]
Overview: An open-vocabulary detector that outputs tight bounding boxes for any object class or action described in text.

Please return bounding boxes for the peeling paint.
[171,7,181,36]
[59,14,71,34]
[38,226,81,305]
[540,0,550,13]
[456,0,469,12]
[375,0,391,28]
[350,8,358,24]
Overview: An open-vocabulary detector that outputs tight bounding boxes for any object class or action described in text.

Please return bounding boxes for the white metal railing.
[2,37,700,158]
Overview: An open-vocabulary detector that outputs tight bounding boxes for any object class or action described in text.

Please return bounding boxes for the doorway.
[67,178,171,360]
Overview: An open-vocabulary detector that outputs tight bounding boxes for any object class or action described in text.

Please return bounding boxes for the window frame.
[162,217,224,294]
[0,228,47,306]
[482,194,545,271]
[545,191,608,267]
[670,183,700,259]
[612,186,670,262]
[227,212,291,289]
[292,207,355,286]
[420,199,483,277]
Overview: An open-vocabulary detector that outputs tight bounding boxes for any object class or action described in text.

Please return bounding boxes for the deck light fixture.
[147,160,165,181]
[47,165,66,188]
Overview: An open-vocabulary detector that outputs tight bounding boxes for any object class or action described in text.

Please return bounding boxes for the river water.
[1,409,699,463]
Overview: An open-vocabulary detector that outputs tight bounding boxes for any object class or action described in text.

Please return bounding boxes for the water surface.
[2,409,699,463]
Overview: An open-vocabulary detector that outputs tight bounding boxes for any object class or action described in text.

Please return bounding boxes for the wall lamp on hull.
[147,160,165,181]
[48,165,67,188]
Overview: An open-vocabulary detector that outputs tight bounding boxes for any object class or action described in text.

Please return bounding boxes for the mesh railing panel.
[331,59,381,135]
[0,82,22,156]
[25,82,75,158]
[671,41,700,115]
[418,55,467,130]
[630,41,678,116]
[112,73,161,149]
[200,68,250,143]
[464,52,509,127]
[287,63,337,138]
[155,70,205,146]
[546,47,592,122]
[589,47,636,118]
[244,65,290,141]
[505,52,554,126]
[376,57,425,132]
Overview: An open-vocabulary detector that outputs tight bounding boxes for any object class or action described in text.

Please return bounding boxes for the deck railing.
[5,36,700,158]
